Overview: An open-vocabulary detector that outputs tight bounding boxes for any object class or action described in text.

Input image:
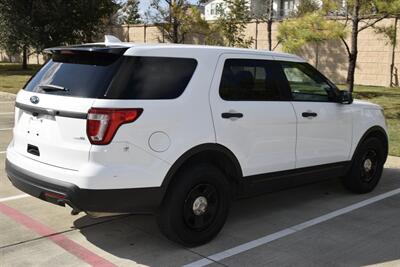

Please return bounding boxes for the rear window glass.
[24,52,122,98]
[24,54,197,100]
[105,56,197,99]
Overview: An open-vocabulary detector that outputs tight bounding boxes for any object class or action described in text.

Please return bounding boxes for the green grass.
[0,63,40,94]
[0,63,399,156]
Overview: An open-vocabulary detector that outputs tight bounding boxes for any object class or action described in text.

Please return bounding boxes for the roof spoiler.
[43,35,126,54]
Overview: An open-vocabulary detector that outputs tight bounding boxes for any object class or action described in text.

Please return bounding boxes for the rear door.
[12,48,125,170]
[277,60,352,168]
[210,54,297,177]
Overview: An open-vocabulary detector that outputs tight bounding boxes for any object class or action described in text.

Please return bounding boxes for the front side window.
[219,59,281,101]
[280,62,337,102]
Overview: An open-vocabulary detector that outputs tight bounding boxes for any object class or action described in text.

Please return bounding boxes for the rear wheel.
[157,163,231,246]
[343,137,385,193]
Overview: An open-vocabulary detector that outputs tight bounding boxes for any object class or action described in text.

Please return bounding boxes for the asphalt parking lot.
[1,98,400,267]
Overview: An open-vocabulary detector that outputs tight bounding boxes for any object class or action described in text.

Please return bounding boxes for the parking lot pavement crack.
[0,214,130,250]
[185,248,229,267]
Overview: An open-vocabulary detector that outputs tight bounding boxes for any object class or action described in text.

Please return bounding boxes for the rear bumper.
[5,159,165,214]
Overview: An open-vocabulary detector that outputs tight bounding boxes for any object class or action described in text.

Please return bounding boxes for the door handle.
[221,112,243,119]
[302,112,318,118]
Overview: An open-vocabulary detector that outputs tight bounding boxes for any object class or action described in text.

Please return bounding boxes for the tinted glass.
[24,52,122,98]
[219,59,281,101]
[106,56,197,99]
[280,62,337,102]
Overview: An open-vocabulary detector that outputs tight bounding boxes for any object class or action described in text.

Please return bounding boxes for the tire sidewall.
[160,164,231,246]
[348,138,385,193]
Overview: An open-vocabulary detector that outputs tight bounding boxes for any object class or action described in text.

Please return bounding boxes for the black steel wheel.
[157,163,231,246]
[343,137,386,193]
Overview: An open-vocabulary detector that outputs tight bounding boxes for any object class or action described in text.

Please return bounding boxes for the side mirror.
[338,90,353,104]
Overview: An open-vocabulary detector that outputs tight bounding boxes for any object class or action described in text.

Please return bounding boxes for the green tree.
[294,0,320,17]
[0,0,118,69]
[215,0,253,48]
[278,12,346,68]
[374,20,398,87]
[122,0,141,24]
[251,0,274,50]
[149,0,210,44]
[324,0,400,91]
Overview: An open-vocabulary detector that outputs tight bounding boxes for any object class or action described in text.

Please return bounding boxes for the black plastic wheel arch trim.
[162,143,243,188]
[350,126,389,165]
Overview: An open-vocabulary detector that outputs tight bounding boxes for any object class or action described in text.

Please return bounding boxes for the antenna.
[104,35,122,45]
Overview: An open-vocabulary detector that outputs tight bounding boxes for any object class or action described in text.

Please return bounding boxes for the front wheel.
[343,137,385,193]
[157,163,231,246]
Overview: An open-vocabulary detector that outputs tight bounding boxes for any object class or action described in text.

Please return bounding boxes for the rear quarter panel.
[91,48,221,186]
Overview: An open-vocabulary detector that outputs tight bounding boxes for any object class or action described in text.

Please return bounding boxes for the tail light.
[87,108,143,145]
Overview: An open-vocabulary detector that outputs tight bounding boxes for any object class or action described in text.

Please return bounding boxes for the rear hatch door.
[13,46,127,170]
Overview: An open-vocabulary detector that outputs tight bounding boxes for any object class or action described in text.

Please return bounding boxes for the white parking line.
[0,128,12,131]
[184,188,400,267]
[0,101,15,104]
[0,194,30,202]
[0,112,14,115]
[0,151,6,154]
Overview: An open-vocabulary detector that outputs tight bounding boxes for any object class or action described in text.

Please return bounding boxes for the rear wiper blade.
[38,84,69,92]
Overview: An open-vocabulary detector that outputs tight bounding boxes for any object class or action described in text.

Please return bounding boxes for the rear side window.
[24,52,122,98]
[106,56,198,99]
[219,59,281,101]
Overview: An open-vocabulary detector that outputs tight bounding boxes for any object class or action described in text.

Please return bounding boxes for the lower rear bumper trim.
[5,159,165,214]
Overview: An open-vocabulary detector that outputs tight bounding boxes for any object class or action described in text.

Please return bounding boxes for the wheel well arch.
[352,126,388,162]
[161,143,243,195]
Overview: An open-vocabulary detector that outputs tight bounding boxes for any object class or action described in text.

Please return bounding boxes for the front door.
[278,61,353,168]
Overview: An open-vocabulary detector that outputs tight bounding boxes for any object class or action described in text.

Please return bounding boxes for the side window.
[105,56,197,99]
[219,59,281,101]
[281,62,336,102]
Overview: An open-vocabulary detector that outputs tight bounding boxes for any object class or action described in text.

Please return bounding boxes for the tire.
[157,163,231,246]
[343,137,385,193]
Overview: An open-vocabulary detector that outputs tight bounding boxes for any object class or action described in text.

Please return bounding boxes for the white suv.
[6,37,388,246]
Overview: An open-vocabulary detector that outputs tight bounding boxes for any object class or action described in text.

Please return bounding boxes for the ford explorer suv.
[5,36,388,246]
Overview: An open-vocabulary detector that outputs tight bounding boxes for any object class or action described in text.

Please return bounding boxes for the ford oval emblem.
[30,96,39,104]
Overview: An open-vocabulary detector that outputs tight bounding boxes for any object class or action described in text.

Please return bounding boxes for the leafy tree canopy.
[277,12,346,53]
[0,0,119,55]
[149,0,210,43]
[294,0,320,17]
[121,0,141,24]
[215,0,253,48]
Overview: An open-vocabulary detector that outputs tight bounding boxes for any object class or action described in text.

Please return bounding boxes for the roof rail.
[104,35,122,45]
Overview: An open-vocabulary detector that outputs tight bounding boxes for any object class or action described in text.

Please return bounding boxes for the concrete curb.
[385,156,400,169]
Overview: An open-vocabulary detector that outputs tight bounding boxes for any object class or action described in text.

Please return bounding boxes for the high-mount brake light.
[87,108,143,145]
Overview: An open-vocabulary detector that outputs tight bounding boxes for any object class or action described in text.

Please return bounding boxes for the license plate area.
[26,115,45,138]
